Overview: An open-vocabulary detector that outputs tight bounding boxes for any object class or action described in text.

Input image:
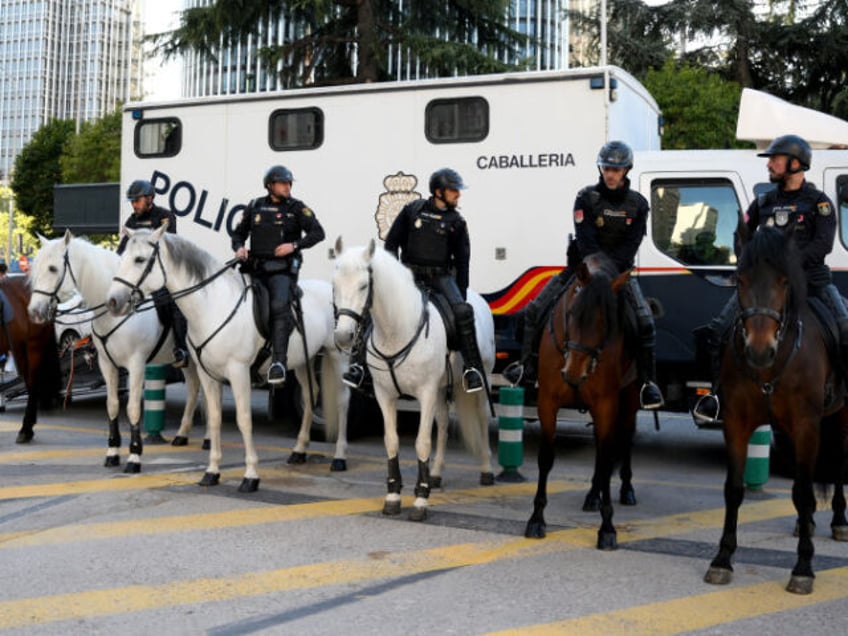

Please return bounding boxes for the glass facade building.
[180,1,569,98]
[0,0,140,181]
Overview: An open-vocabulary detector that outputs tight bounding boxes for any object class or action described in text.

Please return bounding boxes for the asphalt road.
[1,385,847,635]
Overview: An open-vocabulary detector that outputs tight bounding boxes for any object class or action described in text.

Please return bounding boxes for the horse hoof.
[287,452,307,465]
[330,458,347,472]
[832,525,848,541]
[597,531,618,551]
[620,489,637,506]
[382,500,402,516]
[123,462,141,474]
[429,475,443,489]
[198,472,220,487]
[408,507,428,522]
[171,436,188,447]
[202,439,211,451]
[480,472,495,486]
[786,575,814,595]
[525,521,547,539]
[704,567,733,585]
[15,429,33,444]
[238,478,260,493]
[582,495,601,512]
[104,456,120,467]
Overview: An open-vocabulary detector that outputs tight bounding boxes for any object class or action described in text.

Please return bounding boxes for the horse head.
[735,226,804,370]
[332,236,376,351]
[28,229,78,323]
[107,224,169,316]
[560,253,630,389]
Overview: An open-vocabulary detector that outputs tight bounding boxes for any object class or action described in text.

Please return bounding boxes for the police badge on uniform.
[818,202,832,216]
[596,217,604,228]
[766,216,775,227]
[775,210,789,226]
[303,207,314,217]
[415,218,423,228]
[254,214,262,223]
[575,209,584,224]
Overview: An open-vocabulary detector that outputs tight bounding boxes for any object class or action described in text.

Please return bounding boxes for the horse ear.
[63,228,73,245]
[366,239,376,259]
[334,236,344,256]
[612,269,631,292]
[150,222,168,242]
[38,233,50,248]
[577,261,590,285]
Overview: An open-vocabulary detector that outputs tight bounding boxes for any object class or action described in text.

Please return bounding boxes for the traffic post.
[744,424,771,491]
[496,386,526,482]
[144,364,168,443]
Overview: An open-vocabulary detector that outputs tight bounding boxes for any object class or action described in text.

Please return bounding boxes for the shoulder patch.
[574,209,584,224]
[818,201,832,216]
[302,207,313,217]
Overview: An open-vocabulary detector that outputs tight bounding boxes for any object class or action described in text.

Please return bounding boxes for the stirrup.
[502,361,524,386]
[267,362,286,386]
[342,363,366,389]
[692,393,721,425]
[639,382,664,410]
[172,348,189,369]
[462,368,484,393]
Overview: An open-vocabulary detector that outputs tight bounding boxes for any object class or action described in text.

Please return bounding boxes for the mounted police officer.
[503,141,664,410]
[232,165,325,386]
[119,179,189,369]
[342,168,485,393]
[693,134,848,424]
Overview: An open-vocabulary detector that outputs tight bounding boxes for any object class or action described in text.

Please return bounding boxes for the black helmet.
[125,179,155,200]
[429,168,466,195]
[263,165,294,187]
[597,141,633,169]
[757,134,811,171]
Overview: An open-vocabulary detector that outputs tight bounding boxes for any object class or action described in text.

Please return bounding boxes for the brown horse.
[0,275,62,443]
[525,252,640,549]
[704,226,848,594]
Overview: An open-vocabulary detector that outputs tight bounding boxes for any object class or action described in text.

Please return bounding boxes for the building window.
[269,108,323,150]
[134,118,181,158]
[425,97,489,144]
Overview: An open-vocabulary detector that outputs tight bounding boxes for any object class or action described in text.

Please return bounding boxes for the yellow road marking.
[486,567,848,635]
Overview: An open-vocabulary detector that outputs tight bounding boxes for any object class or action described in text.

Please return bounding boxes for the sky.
[141,2,182,101]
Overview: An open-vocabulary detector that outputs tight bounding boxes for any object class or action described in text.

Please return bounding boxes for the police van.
[120,65,848,418]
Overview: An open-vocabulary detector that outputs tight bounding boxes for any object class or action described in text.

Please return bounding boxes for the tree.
[60,109,122,183]
[643,60,752,150]
[153,0,528,87]
[11,119,75,238]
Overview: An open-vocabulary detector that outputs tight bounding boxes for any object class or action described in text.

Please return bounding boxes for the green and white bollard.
[144,364,168,444]
[496,386,526,482]
[744,424,771,491]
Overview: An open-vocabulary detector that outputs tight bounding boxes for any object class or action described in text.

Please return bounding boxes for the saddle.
[427,291,460,351]
[807,296,840,368]
[249,280,304,341]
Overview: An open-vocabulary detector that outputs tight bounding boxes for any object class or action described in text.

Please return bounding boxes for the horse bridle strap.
[111,240,167,310]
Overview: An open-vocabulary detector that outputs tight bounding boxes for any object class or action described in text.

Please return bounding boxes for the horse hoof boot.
[171,436,189,447]
[238,477,260,493]
[832,524,848,541]
[525,520,547,539]
[104,456,120,467]
[199,472,220,487]
[480,472,495,486]
[382,500,402,516]
[123,462,141,474]
[597,531,618,551]
[408,506,428,522]
[429,475,443,489]
[330,458,347,472]
[202,439,211,451]
[15,429,33,444]
[287,452,307,465]
[704,566,733,585]
[620,487,637,506]
[786,575,814,595]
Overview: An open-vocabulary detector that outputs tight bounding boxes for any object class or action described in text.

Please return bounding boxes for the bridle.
[111,239,167,311]
[30,248,82,320]
[333,266,374,338]
[551,281,607,387]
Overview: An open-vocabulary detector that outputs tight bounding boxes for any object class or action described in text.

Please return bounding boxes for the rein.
[549,282,605,388]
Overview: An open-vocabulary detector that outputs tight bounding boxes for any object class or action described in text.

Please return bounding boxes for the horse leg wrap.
[107,418,121,448]
[129,425,142,456]
[386,456,402,494]
[414,459,431,499]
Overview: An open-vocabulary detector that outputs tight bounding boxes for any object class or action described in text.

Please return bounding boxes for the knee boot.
[342,316,373,393]
[820,283,848,371]
[171,303,189,368]
[692,295,738,424]
[455,303,485,393]
[268,316,293,386]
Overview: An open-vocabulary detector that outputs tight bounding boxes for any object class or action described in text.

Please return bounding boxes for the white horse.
[28,231,203,472]
[106,224,350,492]
[332,238,495,521]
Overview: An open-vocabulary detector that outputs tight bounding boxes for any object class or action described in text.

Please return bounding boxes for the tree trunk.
[356,0,379,82]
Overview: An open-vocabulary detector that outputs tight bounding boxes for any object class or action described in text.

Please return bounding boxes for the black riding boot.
[503,270,571,386]
[342,317,373,394]
[455,303,485,393]
[692,295,738,424]
[171,303,189,368]
[268,317,292,386]
[637,346,664,409]
[820,283,848,373]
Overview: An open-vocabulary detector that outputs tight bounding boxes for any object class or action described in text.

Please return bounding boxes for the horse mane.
[572,253,620,338]
[738,226,806,311]
[157,232,220,281]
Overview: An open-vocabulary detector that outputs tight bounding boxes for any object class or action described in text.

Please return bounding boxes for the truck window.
[134,118,181,158]
[269,108,323,150]
[651,179,741,267]
[425,97,488,143]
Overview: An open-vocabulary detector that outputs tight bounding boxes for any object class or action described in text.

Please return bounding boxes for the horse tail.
[453,378,490,460]
[319,348,341,442]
